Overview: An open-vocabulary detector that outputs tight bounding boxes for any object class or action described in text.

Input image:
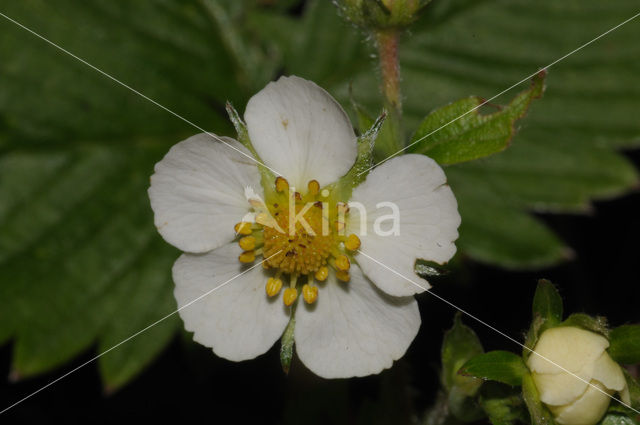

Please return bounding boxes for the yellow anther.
[344,234,361,251]
[275,176,289,193]
[302,284,318,304]
[308,180,320,196]
[336,270,350,282]
[238,250,256,263]
[238,236,256,251]
[234,222,252,235]
[315,266,329,282]
[335,254,350,271]
[265,278,283,297]
[283,288,298,306]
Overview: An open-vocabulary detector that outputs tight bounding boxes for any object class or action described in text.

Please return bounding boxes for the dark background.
[1,151,638,424]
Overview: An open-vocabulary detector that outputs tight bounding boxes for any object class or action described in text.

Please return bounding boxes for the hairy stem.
[374,29,404,155]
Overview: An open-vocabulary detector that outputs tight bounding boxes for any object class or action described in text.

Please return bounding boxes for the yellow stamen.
[335,254,350,271]
[238,236,256,251]
[315,266,329,282]
[336,270,350,282]
[308,180,320,196]
[255,212,270,226]
[335,220,346,232]
[265,278,283,297]
[249,199,263,209]
[275,176,289,193]
[302,284,318,304]
[238,250,255,263]
[344,234,361,251]
[283,288,298,306]
[234,222,252,235]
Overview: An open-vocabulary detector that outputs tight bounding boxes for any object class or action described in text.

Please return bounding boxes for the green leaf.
[460,351,528,387]
[608,325,640,365]
[256,0,640,268]
[409,71,545,165]
[3,0,640,390]
[98,240,180,392]
[532,279,563,326]
[0,0,244,388]
[522,372,556,425]
[441,313,484,393]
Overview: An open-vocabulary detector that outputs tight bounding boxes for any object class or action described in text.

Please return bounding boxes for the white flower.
[148,75,461,378]
[527,326,631,425]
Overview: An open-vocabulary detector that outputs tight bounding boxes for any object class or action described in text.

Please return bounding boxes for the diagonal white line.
[0,11,281,177]
[0,250,280,416]
[356,249,640,415]
[358,10,640,176]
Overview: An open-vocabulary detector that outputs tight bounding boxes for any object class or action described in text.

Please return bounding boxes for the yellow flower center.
[234,177,361,307]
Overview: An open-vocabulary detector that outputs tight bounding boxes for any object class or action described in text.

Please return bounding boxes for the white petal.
[149,134,261,253]
[294,265,420,378]
[591,352,626,391]
[172,243,290,361]
[549,380,612,425]
[348,154,460,296]
[245,75,357,189]
[527,327,609,374]
[532,368,593,406]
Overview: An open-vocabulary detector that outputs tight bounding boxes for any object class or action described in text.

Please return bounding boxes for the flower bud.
[527,327,630,425]
[335,0,428,30]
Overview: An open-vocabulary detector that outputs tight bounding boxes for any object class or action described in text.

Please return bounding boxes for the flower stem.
[374,28,404,156]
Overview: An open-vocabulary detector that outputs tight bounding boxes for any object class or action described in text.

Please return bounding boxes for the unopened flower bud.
[335,0,427,30]
[527,327,630,425]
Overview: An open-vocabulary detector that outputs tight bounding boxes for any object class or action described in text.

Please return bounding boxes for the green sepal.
[441,313,484,393]
[608,324,640,365]
[524,279,563,358]
[459,351,529,387]
[524,279,564,359]
[335,112,387,200]
[622,369,640,410]
[560,313,609,338]
[448,385,485,423]
[349,85,375,134]
[280,316,296,375]
[441,313,485,422]
[522,372,557,425]
[225,101,276,191]
[415,260,450,279]
[409,71,546,165]
[601,397,640,425]
[600,412,639,425]
[479,382,528,425]
[523,314,545,362]
[532,279,563,326]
